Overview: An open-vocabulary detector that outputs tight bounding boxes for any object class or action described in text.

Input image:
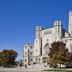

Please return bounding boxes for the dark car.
[65,64,72,68]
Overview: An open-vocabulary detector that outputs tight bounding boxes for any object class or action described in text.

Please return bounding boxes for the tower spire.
[69,11,72,36]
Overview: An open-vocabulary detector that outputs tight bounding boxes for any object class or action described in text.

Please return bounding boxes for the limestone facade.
[23,11,72,65]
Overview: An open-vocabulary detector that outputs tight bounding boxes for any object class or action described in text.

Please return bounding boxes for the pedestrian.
[25,64,27,69]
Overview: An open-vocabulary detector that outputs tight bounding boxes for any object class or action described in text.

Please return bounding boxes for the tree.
[48,41,69,67]
[66,52,72,65]
[0,49,17,67]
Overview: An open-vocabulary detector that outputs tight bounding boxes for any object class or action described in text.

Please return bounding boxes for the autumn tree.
[48,41,69,66]
[66,52,72,65]
[0,49,17,67]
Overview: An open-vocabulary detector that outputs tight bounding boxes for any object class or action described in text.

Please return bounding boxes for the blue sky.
[0,0,72,60]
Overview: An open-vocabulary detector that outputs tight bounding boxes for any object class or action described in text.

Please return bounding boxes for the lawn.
[43,69,72,72]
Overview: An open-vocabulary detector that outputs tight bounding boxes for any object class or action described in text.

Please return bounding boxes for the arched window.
[44,43,50,55]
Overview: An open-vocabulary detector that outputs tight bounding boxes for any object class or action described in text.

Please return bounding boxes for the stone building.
[23,11,72,65]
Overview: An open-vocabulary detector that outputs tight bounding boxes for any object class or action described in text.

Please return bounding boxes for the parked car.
[49,64,58,68]
[65,64,72,68]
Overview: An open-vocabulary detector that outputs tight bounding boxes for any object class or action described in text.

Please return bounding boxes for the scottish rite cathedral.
[23,11,72,65]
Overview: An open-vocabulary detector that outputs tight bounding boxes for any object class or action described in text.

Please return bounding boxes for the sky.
[0,0,72,60]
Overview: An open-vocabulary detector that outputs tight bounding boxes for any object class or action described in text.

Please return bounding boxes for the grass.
[43,69,72,72]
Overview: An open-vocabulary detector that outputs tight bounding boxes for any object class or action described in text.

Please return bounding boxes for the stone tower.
[54,20,62,41]
[33,26,42,63]
[69,11,72,37]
